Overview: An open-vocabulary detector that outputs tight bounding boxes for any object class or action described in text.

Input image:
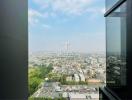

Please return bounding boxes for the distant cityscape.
[28,0,106,99]
[29,51,106,100]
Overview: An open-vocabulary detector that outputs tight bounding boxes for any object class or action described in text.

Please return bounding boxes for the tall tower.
[65,41,70,53]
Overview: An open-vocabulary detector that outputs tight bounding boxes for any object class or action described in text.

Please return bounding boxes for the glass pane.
[106,0,119,11]
[106,2,126,87]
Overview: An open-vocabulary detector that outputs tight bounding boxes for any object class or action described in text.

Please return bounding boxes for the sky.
[29,0,105,53]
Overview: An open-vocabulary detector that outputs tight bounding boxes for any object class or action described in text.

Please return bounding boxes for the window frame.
[105,0,127,17]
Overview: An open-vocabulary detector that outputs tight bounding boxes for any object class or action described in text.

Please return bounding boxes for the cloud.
[29,0,105,27]
[101,8,105,14]
[28,9,42,25]
[33,0,96,16]
[28,9,49,26]
[83,7,105,20]
[42,24,51,29]
[51,0,93,15]
[29,9,43,18]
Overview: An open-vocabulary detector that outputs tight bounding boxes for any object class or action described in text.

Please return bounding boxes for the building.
[68,93,87,100]
[74,74,80,82]
[62,92,68,98]
[90,94,99,100]
[79,74,85,82]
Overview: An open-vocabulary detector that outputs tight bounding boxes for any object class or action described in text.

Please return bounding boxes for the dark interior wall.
[127,0,132,98]
[0,0,28,100]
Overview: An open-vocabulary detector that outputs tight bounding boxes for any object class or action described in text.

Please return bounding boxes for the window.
[106,2,126,87]
[106,0,120,11]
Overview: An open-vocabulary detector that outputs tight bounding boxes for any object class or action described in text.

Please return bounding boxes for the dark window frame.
[105,0,127,17]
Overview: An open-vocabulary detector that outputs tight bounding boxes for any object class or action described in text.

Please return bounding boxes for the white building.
[63,92,68,98]
[79,74,85,82]
[74,74,80,82]
[68,93,87,100]
[55,86,62,92]
[89,94,99,100]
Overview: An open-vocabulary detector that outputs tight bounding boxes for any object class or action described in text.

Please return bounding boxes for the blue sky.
[29,0,105,53]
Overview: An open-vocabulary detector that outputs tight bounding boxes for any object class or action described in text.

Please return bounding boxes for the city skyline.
[29,0,105,53]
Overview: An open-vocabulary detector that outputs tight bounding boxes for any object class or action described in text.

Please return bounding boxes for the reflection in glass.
[106,2,126,87]
[106,0,119,11]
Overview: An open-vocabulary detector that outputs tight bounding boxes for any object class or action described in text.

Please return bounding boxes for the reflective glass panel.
[106,2,126,87]
[106,0,120,11]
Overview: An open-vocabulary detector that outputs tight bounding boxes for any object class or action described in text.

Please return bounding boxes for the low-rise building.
[79,74,85,82]
[74,74,80,82]
[69,93,87,100]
